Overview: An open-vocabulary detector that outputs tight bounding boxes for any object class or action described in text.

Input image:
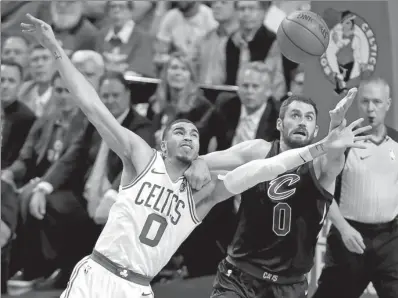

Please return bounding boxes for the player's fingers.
[205,175,212,186]
[354,135,371,142]
[31,205,42,220]
[20,23,34,29]
[22,30,35,35]
[344,87,358,103]
[355,234,366,251]
[191,178,199,190]
[349,238,364,254]
[344,239,357,253]
[196,179,204,190]
[347,118,364,130]
[26,13,45,25]
[349,143,367,149]
[353,125,372,135]
[39,200,46,216]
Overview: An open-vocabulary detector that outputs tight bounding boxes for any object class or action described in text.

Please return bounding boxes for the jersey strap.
[186,183,201,224]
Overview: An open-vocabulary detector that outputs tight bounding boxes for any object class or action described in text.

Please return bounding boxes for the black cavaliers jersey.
[227,141,333,276]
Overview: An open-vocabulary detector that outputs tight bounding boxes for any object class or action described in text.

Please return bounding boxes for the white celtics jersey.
[94,151,201,278]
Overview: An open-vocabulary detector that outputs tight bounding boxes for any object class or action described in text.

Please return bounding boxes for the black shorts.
[313,219,398,298]
[210,259,308,298]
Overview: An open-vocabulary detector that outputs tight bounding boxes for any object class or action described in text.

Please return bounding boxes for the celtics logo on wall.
[319,9,378,94]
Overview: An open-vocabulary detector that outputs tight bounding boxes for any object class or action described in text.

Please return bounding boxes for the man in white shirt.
[313,77,398,298]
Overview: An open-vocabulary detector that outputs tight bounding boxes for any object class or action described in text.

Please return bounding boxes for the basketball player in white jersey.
[21,14,371,298]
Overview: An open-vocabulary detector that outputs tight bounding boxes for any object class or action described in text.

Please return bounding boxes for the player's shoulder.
[386,126,398,144]
[244,139,272,159]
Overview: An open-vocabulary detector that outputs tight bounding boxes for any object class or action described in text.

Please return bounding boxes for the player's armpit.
[201,139,270,172]
[317,170,338,195]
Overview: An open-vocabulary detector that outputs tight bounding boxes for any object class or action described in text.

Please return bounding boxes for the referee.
[313,77,398,298]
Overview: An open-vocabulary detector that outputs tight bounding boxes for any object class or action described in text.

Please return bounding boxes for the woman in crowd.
[147,52,221,154]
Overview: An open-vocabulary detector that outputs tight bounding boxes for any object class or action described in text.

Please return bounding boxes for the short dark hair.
[99,71,130,90]
[235,1,271,10]
[106,0,134,11]
[279,95,318,119]
[162,119,197,141]
[1,60,23,80]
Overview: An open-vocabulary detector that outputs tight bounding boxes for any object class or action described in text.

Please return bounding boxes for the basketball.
[277,10,330,63]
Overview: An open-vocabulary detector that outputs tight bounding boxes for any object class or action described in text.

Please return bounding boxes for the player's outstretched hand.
[21,14,58,50]
[329,87,358,130]
[340,224,365,254]
[325,118,371,150]
[184,158,211,190]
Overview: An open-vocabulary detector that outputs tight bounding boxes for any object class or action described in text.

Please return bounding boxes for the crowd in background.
[0,1,309,295]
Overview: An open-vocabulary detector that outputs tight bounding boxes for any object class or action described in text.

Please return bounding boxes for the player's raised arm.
[203,139,271,171]
[211,118,371,201]
[184,139,270,190]
[314,88,358,191]
[21,14,152,172]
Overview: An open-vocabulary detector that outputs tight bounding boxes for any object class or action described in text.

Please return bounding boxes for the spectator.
[6,73,87,292]
[71,50,105,91]
[1,35,30,78]
[154,1,217,75]
[84,72,155,223]
[1,60,36,294]
[226,1,288,101]
[280,66,305,104]
[1,61,36,169]
[86,1,158,34]
[18,45,55,117]
[313,78,398,298]
[95,0,155,77]
[49,0,99,56]
[289,67,305,96]
[210,61,280,254]
[147,52,219,155]
[196,1,239,85]
[216,61,280,150]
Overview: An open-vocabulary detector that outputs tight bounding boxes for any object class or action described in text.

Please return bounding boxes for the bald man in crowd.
[313,77,398,298]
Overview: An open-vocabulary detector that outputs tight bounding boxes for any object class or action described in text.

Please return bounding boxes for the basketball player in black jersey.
[187,89,360,298]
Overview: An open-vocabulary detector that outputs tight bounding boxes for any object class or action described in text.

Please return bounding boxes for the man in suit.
[95,0,155,77]
[1,60,36,294]
[1,60,36,170]
[71,50,105,92]
[84,71,155,224]
[1,36,31,79]
[226,1,297,101]
[18,44,55,117]
[203,61,280,271]
[216,61,280,150]
[5,72,87,293]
